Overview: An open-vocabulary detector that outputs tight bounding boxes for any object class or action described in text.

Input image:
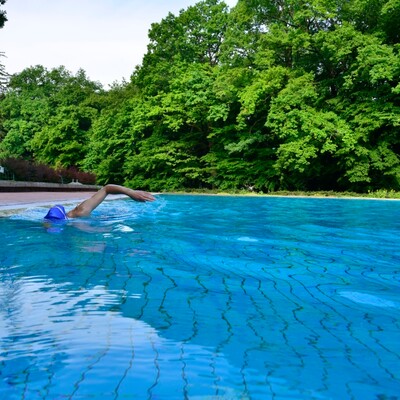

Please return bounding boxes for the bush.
[0,158,96,184]
[59,166,97,185]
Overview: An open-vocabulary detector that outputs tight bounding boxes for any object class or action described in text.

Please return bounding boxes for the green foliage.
[83,84,139,184]
[266,74,353,189]
[136,0,229,95]
[0,65,102,168]
[124,134,206,191]
[0,0,399,193]
[0,91,51,159]
[30,104,97,167]
[0,0,6,29]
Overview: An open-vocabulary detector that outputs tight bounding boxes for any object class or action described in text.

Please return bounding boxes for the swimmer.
[44,184,155,221]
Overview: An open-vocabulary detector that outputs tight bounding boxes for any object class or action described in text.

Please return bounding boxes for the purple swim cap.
[44,205,68,221]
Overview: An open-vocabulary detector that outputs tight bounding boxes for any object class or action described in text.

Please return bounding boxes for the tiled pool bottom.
[0,195,399,399]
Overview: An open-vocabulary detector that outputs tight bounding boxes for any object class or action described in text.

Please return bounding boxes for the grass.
[158,188,400,199]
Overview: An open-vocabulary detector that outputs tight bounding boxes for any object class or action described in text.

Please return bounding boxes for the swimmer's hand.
[128,190,155,202]
[103,185,155,202]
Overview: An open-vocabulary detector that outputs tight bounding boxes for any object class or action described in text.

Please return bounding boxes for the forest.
[0,0,399,193]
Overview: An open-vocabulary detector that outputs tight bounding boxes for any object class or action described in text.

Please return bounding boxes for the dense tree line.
[1,0,399,192]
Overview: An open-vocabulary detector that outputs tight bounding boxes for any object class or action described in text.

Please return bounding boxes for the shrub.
[0,158,96,184]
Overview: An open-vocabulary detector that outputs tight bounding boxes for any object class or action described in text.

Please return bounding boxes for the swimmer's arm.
[67,184,155,218]
[103,184,155,202]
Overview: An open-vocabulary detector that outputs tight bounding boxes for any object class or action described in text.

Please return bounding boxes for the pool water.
[0,194,399,399]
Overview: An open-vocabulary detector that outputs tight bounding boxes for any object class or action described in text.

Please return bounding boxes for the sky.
[1,0,237,88]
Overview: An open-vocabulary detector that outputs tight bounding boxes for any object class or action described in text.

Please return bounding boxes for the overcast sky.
[1,0,237,88]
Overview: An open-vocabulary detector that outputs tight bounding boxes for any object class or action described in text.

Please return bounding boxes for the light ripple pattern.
[0,194,399,399]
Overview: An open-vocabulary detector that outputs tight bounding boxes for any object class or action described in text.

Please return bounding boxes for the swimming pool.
[0,194,399,399]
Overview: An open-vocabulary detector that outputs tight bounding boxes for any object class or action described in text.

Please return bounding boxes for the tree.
[219,0,400,191]
[2,0,399,192]
[0,66,102,167]
[82,83,140,184]
[135,0,229,95]
[0,0,6,29]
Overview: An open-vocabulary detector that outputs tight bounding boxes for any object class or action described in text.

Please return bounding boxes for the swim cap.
[44,205,68,221]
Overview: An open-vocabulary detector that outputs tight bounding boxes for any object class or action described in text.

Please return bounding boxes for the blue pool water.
[0,194,399,399]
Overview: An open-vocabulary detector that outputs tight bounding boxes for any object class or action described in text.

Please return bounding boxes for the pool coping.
[1,187,398,217]
[0,188,130,216]
[0,194,87,216]
[0,180,100,192]
[0,181,100,212]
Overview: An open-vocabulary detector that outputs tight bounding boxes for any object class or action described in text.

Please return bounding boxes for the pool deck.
[0,180,100,212]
